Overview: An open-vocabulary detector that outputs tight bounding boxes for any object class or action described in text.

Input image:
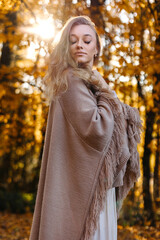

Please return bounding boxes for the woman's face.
[69,24,98,68]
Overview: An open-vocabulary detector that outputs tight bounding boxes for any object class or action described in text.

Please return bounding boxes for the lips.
[75,52,87,55]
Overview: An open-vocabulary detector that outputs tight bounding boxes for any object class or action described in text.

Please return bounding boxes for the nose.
[77,40,83,48]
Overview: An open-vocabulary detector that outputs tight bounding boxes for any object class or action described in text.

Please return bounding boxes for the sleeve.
[59,70,114,152]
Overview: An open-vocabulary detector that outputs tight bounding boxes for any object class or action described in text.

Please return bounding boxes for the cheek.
[69,46,74,56]
[88,45,97,57]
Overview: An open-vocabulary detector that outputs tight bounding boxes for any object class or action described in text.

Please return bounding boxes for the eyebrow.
[70,34,92,37]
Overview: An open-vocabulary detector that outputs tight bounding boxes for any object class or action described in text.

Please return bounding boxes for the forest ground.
[0,212,159,240]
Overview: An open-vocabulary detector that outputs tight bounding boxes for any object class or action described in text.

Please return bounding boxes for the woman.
[29,16,142,240]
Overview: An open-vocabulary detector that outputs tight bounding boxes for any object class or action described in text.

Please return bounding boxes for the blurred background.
[0,0,160,239]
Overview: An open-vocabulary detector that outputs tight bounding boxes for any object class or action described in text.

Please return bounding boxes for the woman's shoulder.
[64,67,87,90]
[65,67,76,78]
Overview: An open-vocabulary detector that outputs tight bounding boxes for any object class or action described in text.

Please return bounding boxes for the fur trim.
[80,95,142,240]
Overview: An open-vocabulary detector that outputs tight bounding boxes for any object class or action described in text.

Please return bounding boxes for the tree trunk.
[90,0,105,29]
[154,128,160,205]
[0,13,15,189]
[153,0,160,209]
[142,110,155,225]
[62,0,72,24]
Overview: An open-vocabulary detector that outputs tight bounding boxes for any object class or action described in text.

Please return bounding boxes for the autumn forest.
[0,0,160,239]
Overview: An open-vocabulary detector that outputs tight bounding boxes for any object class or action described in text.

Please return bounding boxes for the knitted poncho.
[29,68,142,240]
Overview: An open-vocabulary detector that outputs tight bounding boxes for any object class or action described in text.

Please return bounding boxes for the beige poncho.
[29,68,142,240]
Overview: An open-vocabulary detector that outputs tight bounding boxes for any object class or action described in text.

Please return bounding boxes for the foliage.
[0,190,36,213]
[0,0,49,193]
[0,0,160,226]
[0,212,159,240]
[118,225,160,240]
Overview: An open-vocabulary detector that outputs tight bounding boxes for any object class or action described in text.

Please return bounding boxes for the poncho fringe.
[80,96,143,240]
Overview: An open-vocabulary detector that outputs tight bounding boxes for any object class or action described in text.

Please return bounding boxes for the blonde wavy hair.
[43,15,112,102]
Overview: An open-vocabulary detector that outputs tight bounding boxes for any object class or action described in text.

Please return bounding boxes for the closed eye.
[84,41,91,44]
[70,40,91,45]
[70,41,76,45]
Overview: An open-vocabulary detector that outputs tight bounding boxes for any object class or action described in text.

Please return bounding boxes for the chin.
[77,62,89,68]
[76,59,89,64]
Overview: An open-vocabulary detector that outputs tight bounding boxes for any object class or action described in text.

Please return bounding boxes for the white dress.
[92,188,117,240]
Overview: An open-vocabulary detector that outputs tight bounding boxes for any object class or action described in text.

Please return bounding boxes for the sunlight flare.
[32,18,55,39]
[22,17,55,40]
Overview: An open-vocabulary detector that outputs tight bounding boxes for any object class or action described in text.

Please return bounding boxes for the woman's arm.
[59,69,114,152]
